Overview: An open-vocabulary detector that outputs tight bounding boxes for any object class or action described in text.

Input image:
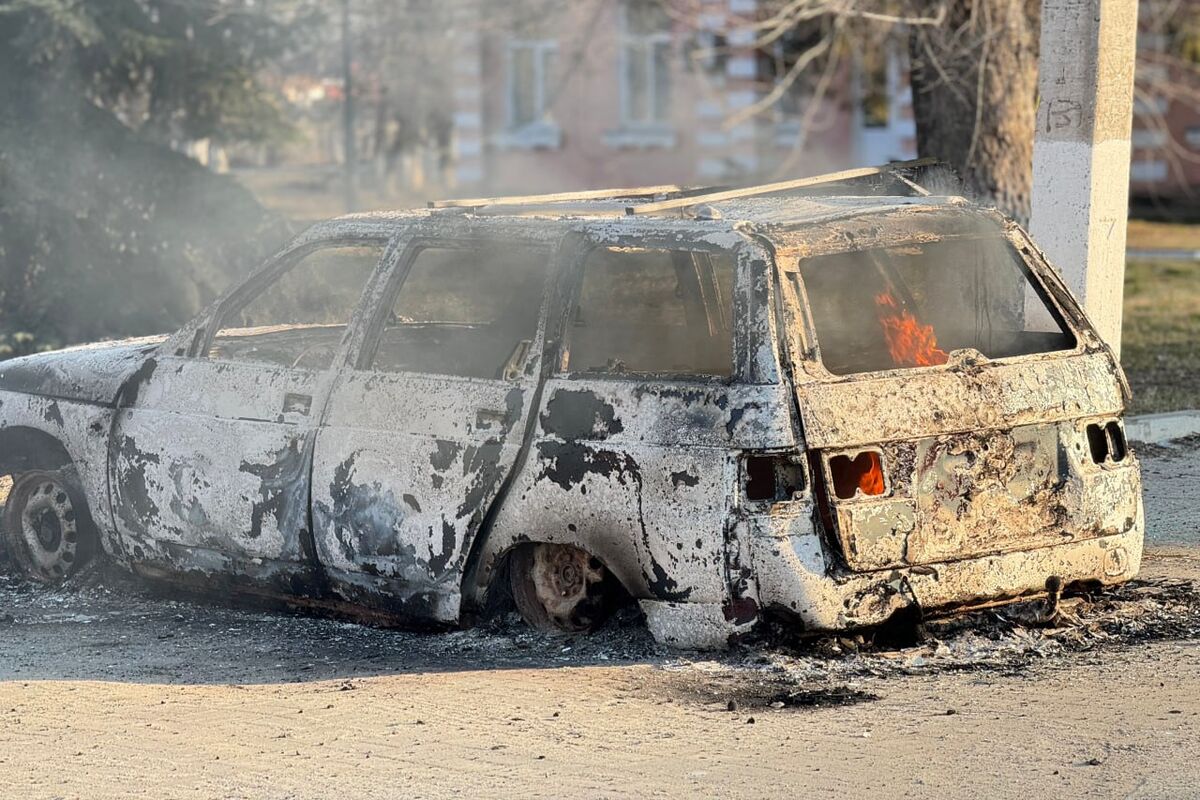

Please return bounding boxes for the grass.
[1126,219,1200,251]
[1122,220,1200,415]
[1122,257,1200,414]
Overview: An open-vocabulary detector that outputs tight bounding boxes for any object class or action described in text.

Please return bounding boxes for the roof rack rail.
[428,184,688,210]
[624,158,939,216]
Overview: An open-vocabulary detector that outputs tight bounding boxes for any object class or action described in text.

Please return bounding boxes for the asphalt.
[1140,435,1200,547]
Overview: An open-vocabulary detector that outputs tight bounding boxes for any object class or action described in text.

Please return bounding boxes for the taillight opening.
[742,454,806,503]
[1086,421,1127,464]
[829,450,887,499]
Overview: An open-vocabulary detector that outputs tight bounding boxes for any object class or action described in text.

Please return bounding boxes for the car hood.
[0,335,168,405]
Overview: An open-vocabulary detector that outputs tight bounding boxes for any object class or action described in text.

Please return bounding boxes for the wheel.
[509,543,612,633]
[2,468,95,584]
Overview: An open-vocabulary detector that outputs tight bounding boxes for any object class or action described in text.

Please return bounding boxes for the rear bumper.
[748,496,1144,632]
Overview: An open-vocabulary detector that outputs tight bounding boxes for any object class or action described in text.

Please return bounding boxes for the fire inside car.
[795,214,1078,376]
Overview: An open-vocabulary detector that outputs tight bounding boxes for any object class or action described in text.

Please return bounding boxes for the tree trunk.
[908,0,1041,221]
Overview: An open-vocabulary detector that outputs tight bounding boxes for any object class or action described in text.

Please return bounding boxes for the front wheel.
[509,543,614,633]
[3,468,95,584]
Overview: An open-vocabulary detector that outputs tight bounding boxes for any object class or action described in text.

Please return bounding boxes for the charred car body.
[0,164,1143,648]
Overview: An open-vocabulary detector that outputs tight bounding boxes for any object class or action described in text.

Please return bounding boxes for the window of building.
[210,244,383,371]
[373,244,548,379]
[508,40,558,129]
[619,0,672,126]
[1132,128,1168,148]
[1130,159,1169,182]
[565,247,734,377]
[1134,95,1170,116]
[1186,126,1200,148]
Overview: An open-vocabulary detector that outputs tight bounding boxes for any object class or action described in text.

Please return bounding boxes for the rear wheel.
[509,543,613,633]
[2,469,95,584]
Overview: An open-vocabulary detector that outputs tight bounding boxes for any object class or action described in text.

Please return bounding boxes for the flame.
[856,451,885,496]
[874,291,948,367]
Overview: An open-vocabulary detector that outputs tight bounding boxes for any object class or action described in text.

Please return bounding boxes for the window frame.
[355,236,555,382]
[553,238,743,384]
[191,235,392,370]
[777,223,1090,382]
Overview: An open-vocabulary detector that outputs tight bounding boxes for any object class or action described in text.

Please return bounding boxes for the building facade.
[448,0,916,194]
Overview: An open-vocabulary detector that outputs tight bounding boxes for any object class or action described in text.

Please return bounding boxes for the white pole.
[1029,0,1139,356]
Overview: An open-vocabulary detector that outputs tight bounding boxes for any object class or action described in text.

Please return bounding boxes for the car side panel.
[108,356,332,581]
[469,378,798,607]
[310,372,533,623]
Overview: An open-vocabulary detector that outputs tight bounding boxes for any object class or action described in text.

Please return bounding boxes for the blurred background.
[0,0,1197,412]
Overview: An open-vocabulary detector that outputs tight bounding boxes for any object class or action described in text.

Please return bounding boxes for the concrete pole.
[1029,0,1138,356]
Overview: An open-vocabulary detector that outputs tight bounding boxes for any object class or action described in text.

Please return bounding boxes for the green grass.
[1122,257,1200,414]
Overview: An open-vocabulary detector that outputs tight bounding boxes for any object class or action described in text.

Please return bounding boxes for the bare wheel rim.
[510,543,609,633]
[10,473,80,583]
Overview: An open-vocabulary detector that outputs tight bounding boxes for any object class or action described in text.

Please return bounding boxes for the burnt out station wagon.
[0,163,1143,648]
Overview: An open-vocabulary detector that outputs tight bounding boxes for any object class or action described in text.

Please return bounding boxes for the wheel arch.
[0,425,77,475]
[467,528,648,615]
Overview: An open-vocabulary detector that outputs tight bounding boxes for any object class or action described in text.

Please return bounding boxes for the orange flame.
[874,291,948,367]
[856,451,885,496]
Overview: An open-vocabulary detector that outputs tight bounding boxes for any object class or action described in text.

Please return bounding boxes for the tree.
[907,1,1040,221]
[0,0,318,356]
[696,0,1039,220]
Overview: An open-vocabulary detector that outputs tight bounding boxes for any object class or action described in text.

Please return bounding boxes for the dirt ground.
[1,442,1198,799]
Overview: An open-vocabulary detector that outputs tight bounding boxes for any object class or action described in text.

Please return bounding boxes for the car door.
[309,223,553,623]
[108,237,390,588]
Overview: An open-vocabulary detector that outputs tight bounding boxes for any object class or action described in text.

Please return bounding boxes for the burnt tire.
[2,468,96,585]
[509,543,613,634]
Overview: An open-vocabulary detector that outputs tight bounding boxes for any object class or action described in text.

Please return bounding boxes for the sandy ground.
[0,442,1197,799]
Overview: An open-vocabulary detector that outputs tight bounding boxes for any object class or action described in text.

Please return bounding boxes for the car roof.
[303,194,975,242]
[299,162,983,243]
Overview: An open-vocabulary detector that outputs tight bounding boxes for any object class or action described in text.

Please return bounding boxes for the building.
[447,0,916,194]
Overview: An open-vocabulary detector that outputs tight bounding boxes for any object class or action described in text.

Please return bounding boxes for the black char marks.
[42,402,64,427]
[457,439,505,521]
[535,440,639,491]
[115,434,163,530]
[238,436,311,545]
[534,441,691,602]
[430,440,462,472]
[670,470,699,489]
[117,357,158,407]
[427,519,458,577]
[726,402,763,437]
[540,389,624,441]
[315,452,415,566]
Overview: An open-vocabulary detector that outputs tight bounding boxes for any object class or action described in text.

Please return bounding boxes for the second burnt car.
[0,163,1143,648]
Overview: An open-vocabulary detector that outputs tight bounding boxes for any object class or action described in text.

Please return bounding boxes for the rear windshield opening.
[795,216,1076,376]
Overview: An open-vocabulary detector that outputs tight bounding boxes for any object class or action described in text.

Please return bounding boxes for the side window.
[566,247,734,377]
[373,244,548,379]
[209,244,383,370]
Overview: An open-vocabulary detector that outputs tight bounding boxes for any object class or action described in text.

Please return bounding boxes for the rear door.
[309,224,554,622]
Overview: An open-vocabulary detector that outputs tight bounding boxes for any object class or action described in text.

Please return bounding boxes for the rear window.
[794,216,1076,376]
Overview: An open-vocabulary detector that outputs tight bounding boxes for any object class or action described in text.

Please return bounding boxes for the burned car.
[0,163,1142,648]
